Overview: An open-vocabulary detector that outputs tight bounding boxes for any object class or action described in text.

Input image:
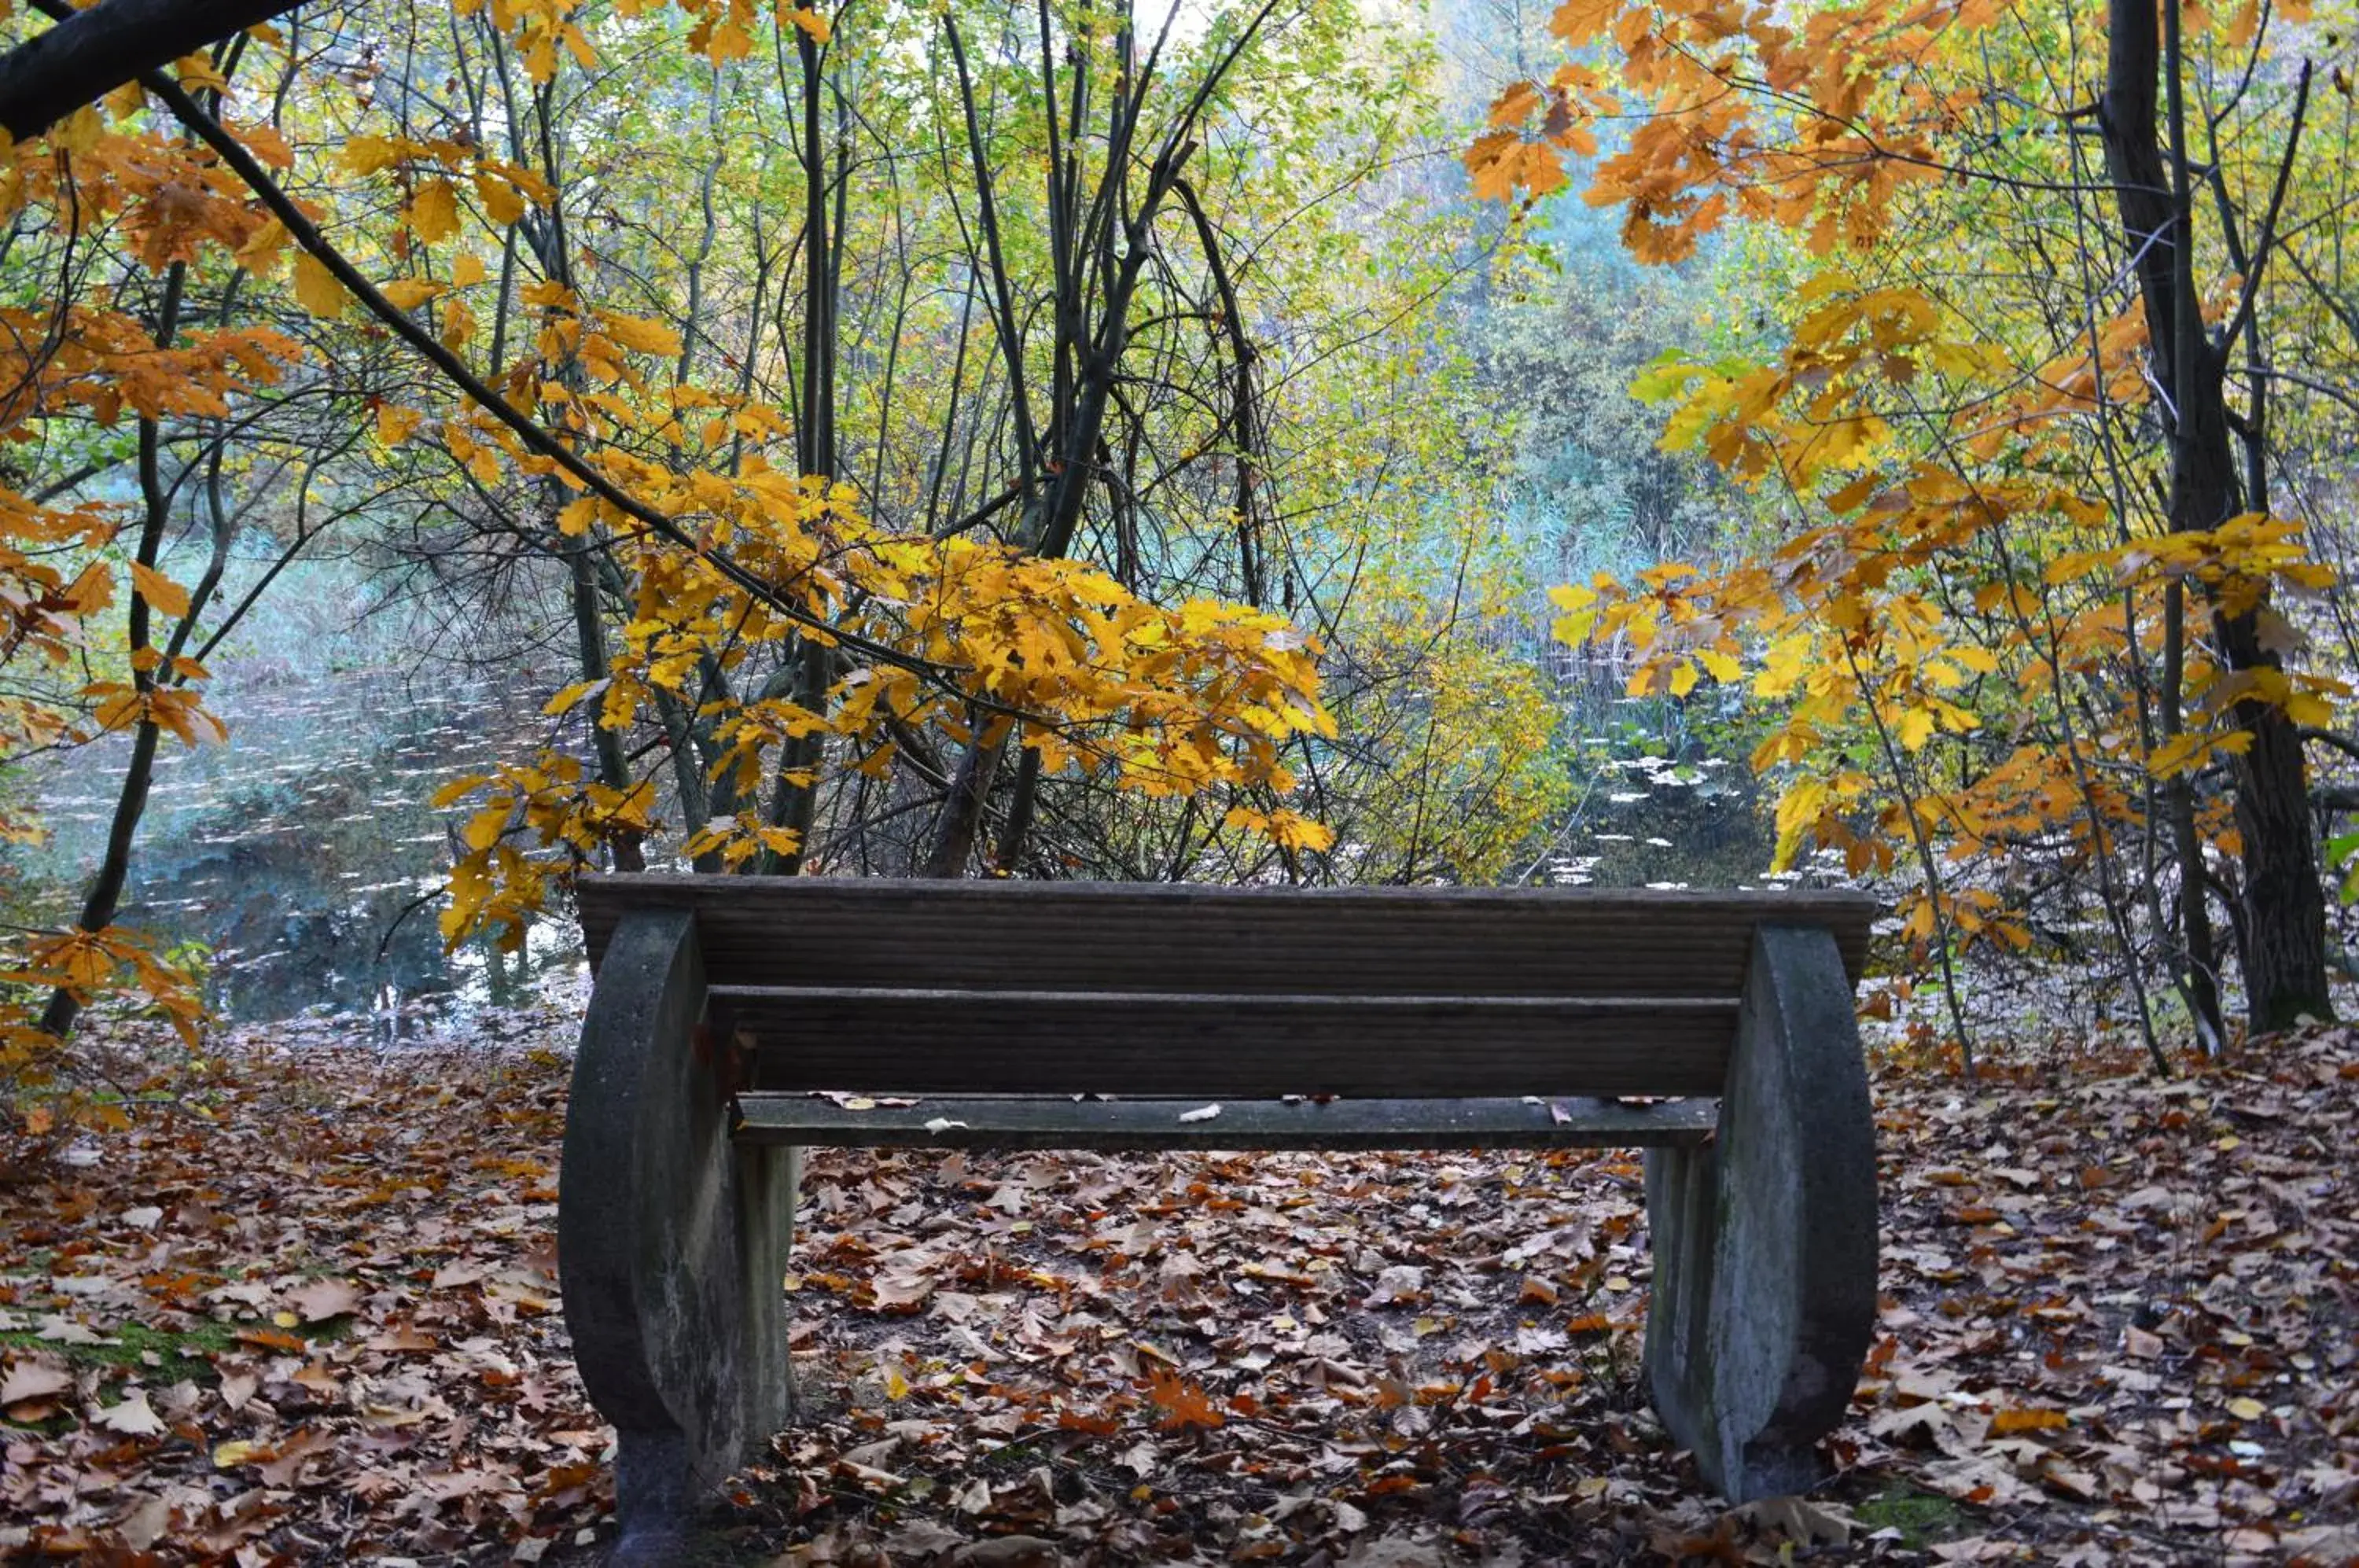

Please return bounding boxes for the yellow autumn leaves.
[435,457,1338,947]
[271,134,551,323]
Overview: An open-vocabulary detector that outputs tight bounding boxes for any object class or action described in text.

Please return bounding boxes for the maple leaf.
[94,1387,167,1437]
[1146,1366,1225,1431]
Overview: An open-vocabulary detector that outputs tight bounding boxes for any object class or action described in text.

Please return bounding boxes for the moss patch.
[3,1317,241,1382]
[1853,1482,1974,1548]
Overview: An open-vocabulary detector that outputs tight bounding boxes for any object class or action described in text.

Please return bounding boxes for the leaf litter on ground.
[0,1011,2353,1565]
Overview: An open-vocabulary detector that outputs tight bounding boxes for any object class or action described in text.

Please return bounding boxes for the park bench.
[558,874,1880,1559]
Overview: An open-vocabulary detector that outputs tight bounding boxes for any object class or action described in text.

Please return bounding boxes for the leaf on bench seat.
[1178,1103,1222,1123]
[818,1091,921,1111]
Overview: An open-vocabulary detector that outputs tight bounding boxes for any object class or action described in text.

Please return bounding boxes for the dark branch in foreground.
[0,0,308,142]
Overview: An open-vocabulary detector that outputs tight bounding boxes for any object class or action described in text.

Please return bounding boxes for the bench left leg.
[558,910,795,1562]
[1642,923,1878,1501]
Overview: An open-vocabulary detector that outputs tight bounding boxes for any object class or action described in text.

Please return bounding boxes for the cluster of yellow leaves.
[432,756,662,948]
[454,0,600,82]
[1628,276,2142,498]
[1551,490,2336,957]
[0,925,205,1139]
[340,134,552,245]
[435,440,1336,942]
[1221,808,1337,855]
[853,547,1331,800]
[657,0,831,62]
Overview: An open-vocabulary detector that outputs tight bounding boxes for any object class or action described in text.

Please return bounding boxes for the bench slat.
[578,876,1877,1000]
[732,1091,1717,1150]
[714,987,1738,1097]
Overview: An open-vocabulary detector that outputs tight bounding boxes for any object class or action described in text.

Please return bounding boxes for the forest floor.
[1,1007,2354,1566]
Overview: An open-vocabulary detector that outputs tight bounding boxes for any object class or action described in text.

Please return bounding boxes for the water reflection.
[1540,754,1779,889]
[9,664,586,1025]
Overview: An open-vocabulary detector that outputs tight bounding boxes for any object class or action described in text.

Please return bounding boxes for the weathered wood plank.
[712,987,1739,1096]
[576,876,1878,999]
[733,1091,1717,1149]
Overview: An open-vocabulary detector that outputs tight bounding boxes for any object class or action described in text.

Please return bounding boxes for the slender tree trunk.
[758,24,837,877]
[2160,582,2227,1051]
[42,264,188,1037]
[565,538,644,873]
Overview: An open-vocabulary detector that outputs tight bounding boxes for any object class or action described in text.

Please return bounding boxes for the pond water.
[2,573,1787,1032]
[7,659,586,1028]
[1539,753,1783,890]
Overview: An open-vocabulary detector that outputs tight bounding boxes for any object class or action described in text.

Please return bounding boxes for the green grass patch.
[0,1310,348,1386]
[1853,1483,1974,1548]
[1,1316,238,1381]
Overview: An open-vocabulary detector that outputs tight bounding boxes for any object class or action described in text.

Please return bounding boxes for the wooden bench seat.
[558,875,1882,1563]
[731,1091,1723,1149]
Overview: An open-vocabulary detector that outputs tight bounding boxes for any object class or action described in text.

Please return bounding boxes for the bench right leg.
[1642,923,1878,1501]
[738,1141,800,1430]
[558,910,796,1563]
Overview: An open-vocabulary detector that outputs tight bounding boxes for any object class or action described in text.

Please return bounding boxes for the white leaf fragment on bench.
[921,1117,970,1134]
[1178,1103,1222,1123]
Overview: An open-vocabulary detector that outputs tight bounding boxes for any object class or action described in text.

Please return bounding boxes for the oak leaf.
[129,562,190,617]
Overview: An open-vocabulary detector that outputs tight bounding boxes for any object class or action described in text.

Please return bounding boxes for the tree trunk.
[2100,0,2331,1032]
[41,264,188,1037]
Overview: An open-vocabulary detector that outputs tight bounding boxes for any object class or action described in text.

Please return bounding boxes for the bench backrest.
[576,875,1875,1099]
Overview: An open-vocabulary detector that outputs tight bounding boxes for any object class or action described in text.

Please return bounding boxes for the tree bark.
[1,0,305,142]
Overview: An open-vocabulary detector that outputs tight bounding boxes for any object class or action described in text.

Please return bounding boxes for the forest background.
[2,0,2357,1128]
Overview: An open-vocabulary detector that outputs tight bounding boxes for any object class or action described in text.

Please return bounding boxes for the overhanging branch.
[1,0,309,142]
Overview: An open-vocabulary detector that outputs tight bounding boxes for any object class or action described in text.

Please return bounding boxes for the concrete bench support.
[1643,924,1878,1500]
[557,910,796,1562]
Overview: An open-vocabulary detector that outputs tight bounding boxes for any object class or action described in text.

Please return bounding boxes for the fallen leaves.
[3,1015,2355,1564]
[0,1021,601,1561]
[0,1354,72,1408]
[286,1275,364,1323]
[93,1386,165,1436]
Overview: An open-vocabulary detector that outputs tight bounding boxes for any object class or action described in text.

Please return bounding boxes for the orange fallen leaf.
[1989,1406,2068,1434]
